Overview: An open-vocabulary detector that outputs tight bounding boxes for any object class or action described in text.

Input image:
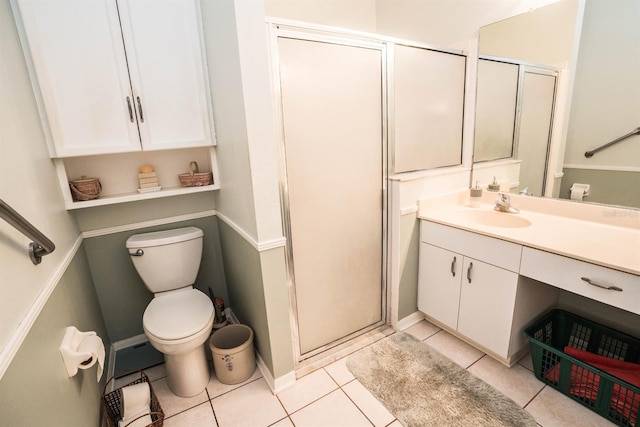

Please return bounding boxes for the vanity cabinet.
[14,0,214,157]
[521,247,640,316]
[418,221,556,364]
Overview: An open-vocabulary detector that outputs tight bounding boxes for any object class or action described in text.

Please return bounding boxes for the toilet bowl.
[126,227,214,397]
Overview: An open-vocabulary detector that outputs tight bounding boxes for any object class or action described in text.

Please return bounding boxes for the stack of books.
[137,165,161,193]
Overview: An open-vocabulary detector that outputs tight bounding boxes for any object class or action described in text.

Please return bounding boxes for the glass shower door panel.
[278,37,384,355]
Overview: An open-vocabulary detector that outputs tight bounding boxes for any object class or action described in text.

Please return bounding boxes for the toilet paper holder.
[570,183,590,199]
[59,326,100,378]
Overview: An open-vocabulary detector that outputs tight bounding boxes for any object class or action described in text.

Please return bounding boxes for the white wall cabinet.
[418,221,556,365]
[14,0,215,158]
[13,0,219,208]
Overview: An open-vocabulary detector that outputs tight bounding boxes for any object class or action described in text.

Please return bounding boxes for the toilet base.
[164,344,210,397]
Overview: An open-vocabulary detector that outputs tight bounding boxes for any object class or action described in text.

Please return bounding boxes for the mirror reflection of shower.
[472,0,640,209]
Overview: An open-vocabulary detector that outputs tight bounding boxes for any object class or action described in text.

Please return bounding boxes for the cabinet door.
[418,243,462,330]
[118,0,214,151]
[457,258,518,357]
[15,0,141,157]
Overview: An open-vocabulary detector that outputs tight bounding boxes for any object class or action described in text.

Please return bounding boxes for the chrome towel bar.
[0,199,55,265]
[585,126,640,158]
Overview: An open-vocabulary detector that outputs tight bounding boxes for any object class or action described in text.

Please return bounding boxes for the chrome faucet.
[495,193,520,213]
[519,186,533,196]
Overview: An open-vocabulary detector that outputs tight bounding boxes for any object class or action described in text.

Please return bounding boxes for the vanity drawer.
[421,221,522,272]
[520,247,640,315]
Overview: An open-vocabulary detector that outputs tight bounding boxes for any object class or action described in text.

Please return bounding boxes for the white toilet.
[126,226,214,397]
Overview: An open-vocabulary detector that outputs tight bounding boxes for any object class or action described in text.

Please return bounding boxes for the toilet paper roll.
[121,383,151,421]
[570,188,585,201]
[76,335,105,381]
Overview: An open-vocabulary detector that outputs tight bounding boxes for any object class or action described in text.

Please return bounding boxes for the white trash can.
[209,324,255,384]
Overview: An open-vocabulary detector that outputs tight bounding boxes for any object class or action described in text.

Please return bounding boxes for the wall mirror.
[471,0,640,209]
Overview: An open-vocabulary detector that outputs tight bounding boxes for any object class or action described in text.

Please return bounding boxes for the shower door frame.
[268,23,390,368]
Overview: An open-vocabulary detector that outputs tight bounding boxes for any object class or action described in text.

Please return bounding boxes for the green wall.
[0,248,110,427]
[218,221,294,379]
[83,215,226,343]
[398,213,420,320]
[560,168,640,209]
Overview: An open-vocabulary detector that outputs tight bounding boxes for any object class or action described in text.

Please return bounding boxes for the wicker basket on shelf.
[178,161,213,187]
[102,370,164,427]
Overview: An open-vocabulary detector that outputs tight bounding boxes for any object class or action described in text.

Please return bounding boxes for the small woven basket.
[69,176,101,201]
[102,370,164,427]
[178,161,213,187]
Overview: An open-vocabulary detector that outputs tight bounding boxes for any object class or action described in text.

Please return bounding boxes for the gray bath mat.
[346,332,536,426]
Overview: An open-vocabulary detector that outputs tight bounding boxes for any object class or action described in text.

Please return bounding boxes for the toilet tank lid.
[126,227,203,248]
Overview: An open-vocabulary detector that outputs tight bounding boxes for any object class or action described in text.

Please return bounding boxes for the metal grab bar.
[585,127,640,158]
[0,199,55,265]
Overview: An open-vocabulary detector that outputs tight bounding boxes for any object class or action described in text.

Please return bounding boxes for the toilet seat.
[143,289,213,341]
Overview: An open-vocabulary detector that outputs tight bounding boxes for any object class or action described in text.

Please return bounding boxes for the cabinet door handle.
[126,97,134,122]
[467,262,473,283]
[450,256,456,277]
[581,277,623,292]
[136,96,144,123]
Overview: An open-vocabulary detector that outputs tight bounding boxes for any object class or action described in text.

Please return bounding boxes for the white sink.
[450,209,532,228]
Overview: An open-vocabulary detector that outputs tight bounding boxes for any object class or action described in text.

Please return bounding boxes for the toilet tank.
[126,227,204,293]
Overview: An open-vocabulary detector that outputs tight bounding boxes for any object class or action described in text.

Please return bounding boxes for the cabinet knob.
[467,262,473,283]
[451,256,457,277]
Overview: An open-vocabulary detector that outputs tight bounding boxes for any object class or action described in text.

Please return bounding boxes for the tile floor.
[115,320,618,427]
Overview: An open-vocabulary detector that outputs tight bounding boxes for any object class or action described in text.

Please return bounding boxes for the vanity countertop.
[418,192,640,276]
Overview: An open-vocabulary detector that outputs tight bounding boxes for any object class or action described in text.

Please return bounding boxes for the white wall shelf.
[56,146,219,210]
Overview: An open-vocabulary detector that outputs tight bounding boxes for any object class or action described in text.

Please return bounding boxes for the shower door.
[274,32,386,360]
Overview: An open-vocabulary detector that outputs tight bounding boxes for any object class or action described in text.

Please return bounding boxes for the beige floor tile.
[211,379,286,427]
[276,369,339,414]
[525,386,617,427]
[467,355,545,407]
[342,380,395,427]
[518,352,535,371]
[323,356,354,386]
[112,364,167,390]
[387,421,403,427]
[289,389,372,426]
[151,378,209,418]
[206,365,262,399]
[163,401,216,427]
[402,319,441,341]
[270,417,295,427]
[424,330,484,368]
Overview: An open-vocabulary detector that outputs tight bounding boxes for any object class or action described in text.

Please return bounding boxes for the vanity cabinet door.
[457,258,518,358]
[418,243,463,330]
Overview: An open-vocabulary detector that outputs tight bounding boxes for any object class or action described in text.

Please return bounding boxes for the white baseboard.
[256,352,296,395]
[397,311,425,331]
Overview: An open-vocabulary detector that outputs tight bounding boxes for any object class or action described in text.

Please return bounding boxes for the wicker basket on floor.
[102,370,164,427]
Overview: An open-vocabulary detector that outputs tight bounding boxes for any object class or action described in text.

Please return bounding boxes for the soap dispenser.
[470,181,483,208]
[488,177,501,192]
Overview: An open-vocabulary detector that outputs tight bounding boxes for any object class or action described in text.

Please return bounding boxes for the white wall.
[203,0,283,243]
[0,2,81,377]
[563,0,640,168]
[479,0,579,67]
[265,0,377,32]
